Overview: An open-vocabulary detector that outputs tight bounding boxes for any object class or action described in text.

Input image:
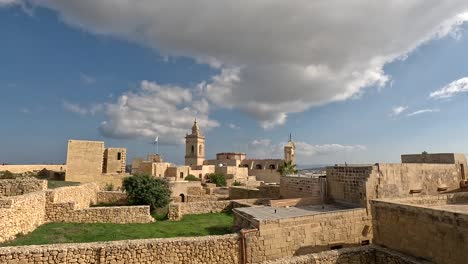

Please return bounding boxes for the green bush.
[36,169,50,179]
[184,174,201,181]
[208,173,227,187]
[232,180,243,186]
[0,170,16,179]
[123,175,170,211]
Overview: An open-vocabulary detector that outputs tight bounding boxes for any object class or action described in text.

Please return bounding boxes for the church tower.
[284,133,296,165]
[185,119,205,166]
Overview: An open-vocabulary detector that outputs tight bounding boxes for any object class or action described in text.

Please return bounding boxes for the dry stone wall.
[280,176,322,202]
[48,205,153,224]
[261,245,431,264]
[0,178,47,197]
[0,234,240,264]
[242,208,372,263]
[168,200,232,220]
[48,183,99,209]
[96,191,128,205]
[230,186,280,200]
[0,191,46,242]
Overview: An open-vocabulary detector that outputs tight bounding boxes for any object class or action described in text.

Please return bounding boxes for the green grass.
[1,213,233,247]
[47,180,81,189]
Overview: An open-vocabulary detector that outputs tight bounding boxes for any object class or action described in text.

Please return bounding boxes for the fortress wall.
[229,185,280,200]
[371,198,468,264]
[0,178,47,197]
[0,164,66,174]
[96,191,128,205]
[0,234,240,264]
[243,208,372,263]
[0,191,47,243]
[250,169,281,183]
[280,176,322,201]
[168,200,232,221]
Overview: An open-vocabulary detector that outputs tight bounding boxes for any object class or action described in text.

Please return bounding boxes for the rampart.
[0,165,66,174]
[0,178,47,197]
[371,193,468,264]
[0,234,240,263]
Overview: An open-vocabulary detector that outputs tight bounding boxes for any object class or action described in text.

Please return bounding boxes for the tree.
[184,174,201,181]
[208,173,227,187]
[277,161,298,176]
[122,174,170,211]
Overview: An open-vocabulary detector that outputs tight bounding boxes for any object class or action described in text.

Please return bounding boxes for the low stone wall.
[371,197,468,264]
[229,185,281,200]
[269,197,321,208]
[280,176,322,202]
[0,164,66,174]
[241,208,372,263]
[48,183,99,209]
[96,191,128,205]
[48,205,154,224]
[261,245,431,264]
[0,234,240,263]
[0,191,47,242]
[0,178,47,197]
[168,200,232,220]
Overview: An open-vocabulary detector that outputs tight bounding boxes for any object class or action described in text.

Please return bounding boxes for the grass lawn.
[1,213,234,247]
[47,180,81,189]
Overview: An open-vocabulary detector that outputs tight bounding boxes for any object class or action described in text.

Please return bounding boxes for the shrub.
[103,183,114,191]
[123,174,170,211]
[0,170,16,179]
[184,174,201,181]
[36,169,50,179]
[208,173,227,187]
[232,180,243,186]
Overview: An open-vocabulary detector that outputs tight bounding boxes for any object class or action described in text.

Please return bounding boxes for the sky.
[1,1,468,167]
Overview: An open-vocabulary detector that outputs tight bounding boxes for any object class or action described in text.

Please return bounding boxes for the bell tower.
[284,133,296,165]
[185,119,205,166]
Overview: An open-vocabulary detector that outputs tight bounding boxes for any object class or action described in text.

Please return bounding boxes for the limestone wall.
[0,191,47,242]
[261,245,430,264]
[280,176,322,202]
[65,140,105,182]
[48,183,99,209]
[0,178,47,197]
[48,205,153,224]
[242,208,372,263]
[327,163,463,208]
[0,164,66,174]
[96,191,128,205]
[0,234,240,264]
[249,169,281,183]
[229,185,280,200]
[371,198,468,264]
[168,200,232,220]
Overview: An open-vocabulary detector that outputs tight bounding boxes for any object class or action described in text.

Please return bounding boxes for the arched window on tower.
[191,145,195,155]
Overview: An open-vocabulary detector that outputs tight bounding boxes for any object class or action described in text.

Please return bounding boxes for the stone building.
[185,119,205,166]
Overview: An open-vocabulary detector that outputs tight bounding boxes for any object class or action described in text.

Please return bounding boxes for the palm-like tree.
[277,161,298,176]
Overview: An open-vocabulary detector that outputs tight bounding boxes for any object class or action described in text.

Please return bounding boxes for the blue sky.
[1,2,468,167]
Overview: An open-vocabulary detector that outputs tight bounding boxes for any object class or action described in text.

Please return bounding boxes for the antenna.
[289,133,292,142]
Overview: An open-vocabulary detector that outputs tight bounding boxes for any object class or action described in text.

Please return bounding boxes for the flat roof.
[234,203,358,221]
[430,203,468,215]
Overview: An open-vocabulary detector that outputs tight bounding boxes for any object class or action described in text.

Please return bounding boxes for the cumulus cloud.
[430,77,468,99]
[98,80,219,144]
[391,106,408,117]
[227,123,240,130]
[63,101,103,116]
[247,139,366,163]
[6,1,468,127]
[406,108,440,117]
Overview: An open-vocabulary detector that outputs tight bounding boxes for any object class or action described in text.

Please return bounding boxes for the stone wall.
[0,164,66,174]
[371,197,468,264]
[262,245,431,264]
[0,191,47,242]
[48,183,99,209]
[241,208,372,263]
[0,234,240,264]
[96,191,128,205]
[168,200,232,220]
[280,176,322,202]
[229,185,281,200]
[0,178,47,197]
[65,140,105,182]
[327,163,463,208]
[48,205,154,224]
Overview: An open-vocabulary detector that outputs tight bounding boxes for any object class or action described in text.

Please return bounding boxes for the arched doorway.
[179,193,185,203]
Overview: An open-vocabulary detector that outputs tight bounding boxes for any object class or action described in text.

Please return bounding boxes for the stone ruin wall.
[47,205,153,224]
[0,234,240,264]
[229,185,281,200]
[168,200,232,221]
[261,245,431,264]
[47,183,99,209]
[96,191,128,205]
[0,165,66,174]
[0,178,47,197]
[0,191,47,243]
[280,176,322,201]
[371,195,468,264]
[241,208,372,263]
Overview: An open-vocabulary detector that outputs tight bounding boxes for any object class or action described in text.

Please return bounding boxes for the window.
[180,172,184,178]
[191,145,195,155]
[269,164,276,170]
[256,164,263,170]
[117,152,122,160]
[199,174,202,178]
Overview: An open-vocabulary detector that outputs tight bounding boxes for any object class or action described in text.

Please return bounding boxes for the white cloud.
[8,1,468,127]
[247,139,366,163]
[407,108,440,117]
[391,106,408,117]
[227,123,240,130]
[80,73,96,85]
[98,80,219,144]
[430,77,468,99]
[62,101,102,116]
[0,0,19,6]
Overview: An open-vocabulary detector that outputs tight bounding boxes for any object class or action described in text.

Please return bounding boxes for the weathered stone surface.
[0,178,47,197]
